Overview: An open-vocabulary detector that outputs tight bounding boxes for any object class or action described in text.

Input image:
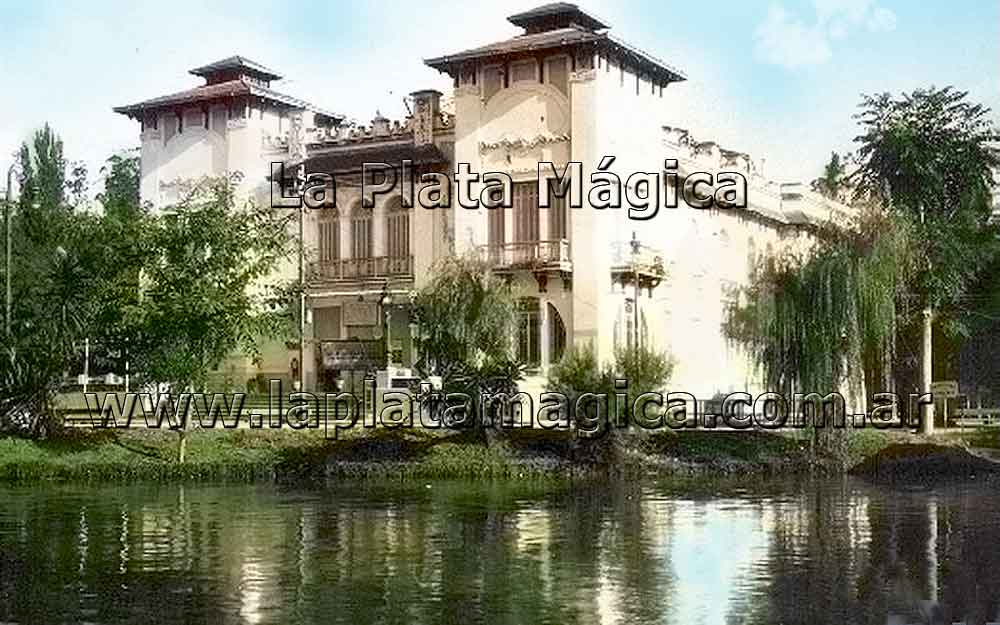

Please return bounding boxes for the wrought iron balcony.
[610,240,666,290]
[478,240,572,272]
[309,255,414,282]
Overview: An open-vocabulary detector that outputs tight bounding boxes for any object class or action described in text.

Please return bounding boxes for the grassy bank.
[0,425,917,484]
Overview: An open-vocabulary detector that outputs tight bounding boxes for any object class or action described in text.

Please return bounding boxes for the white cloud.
[867,7,898,32]
[755,5,832,69]
[755,0,897,69]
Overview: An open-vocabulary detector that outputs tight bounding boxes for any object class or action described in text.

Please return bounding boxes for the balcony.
[309,256,414,282]
[478,240,572,272]
[610,240,666,291]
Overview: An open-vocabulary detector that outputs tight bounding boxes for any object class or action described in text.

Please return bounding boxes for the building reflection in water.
[3,479,1000,624]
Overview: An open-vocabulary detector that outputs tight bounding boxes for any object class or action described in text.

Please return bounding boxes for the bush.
[546,343,674,460]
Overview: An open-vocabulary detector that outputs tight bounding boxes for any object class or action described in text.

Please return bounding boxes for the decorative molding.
[569,69,597,83]
[288,113,307,162]
[226,118,248,130]
[479,133,570,154]
[262,133,289,152]
[412,97,434,147]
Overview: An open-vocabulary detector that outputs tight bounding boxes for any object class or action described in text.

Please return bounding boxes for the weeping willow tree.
[726,208,913,458]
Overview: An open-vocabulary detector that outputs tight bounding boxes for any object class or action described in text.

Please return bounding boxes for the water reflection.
[2,478,1000,624]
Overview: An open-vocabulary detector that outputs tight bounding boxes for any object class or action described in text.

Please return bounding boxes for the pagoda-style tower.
[115,55,341,209]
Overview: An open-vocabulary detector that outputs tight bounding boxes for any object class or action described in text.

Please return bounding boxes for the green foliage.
[726,209,912,399]
[853,86,1000,316]
[412,254,517,378]
[16,123,68,247]
[1,128,292,441]
[547,342,674,429]
[98,152,142,220]
[2,126,83,435]
[812,151,847,199]
[0,430,328,482]
[411,255,525,438]
[614,343,675,397]
[546,344,608,397]
[127,175,295,394]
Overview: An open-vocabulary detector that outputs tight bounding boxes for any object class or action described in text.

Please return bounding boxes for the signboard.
[321,340,384,371]
[930,381,959,398]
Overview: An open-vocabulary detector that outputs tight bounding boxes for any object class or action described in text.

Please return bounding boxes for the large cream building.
[117,4,853,399]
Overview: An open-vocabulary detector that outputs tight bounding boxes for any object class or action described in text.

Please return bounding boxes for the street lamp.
[629,232,641,349]
[381,288,392,368]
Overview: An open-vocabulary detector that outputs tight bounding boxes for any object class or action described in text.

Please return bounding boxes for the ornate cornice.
[479,133,570,153]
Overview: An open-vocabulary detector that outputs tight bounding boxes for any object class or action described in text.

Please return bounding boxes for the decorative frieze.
[479,133,570,154]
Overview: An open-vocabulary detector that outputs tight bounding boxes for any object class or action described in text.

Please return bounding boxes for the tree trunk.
[920,307,935,435]
[177,429,187,464]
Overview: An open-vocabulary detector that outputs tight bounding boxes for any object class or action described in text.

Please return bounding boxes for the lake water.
[2,477,999,625]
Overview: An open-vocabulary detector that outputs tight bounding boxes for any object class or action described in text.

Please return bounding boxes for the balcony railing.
[610,241,666,288]
[478,240,572,271]
[310,256,414,281]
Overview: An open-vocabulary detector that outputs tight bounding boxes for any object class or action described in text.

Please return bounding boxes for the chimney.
[372,110,390,137]
[410,89,442,146]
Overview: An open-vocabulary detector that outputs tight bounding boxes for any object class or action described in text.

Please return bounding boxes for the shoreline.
[0,427,923,484]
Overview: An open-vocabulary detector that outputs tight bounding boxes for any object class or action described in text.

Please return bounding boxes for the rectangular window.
[517,299,541,368]
[386,211,409,259]
[513,182,539,243]
[164,114,178,141]
[546,182,568,240]
[318,220,339,262]
[488,206,505,250]
[352,218,372,259]
[510,60,536,84]
[483,66,503,101]
[185,110,203,131]
[211,108,228,134]
[313,307,342,340]
[545,56,569,96]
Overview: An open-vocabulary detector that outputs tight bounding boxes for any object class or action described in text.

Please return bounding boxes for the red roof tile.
[114,78,341,121]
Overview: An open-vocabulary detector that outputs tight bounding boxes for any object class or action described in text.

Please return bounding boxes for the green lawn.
[0,425,908,483]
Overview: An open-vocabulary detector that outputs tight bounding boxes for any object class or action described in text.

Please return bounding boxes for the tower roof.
[189,55,282,83]
[114,56,341,121]
[507,3,609,33]
[425,4,685,85]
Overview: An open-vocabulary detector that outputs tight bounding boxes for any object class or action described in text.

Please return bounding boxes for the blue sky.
[1,0,997,189]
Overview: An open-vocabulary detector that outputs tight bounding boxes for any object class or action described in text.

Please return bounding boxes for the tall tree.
[726,208,913,459]
[98,152,141,220]
[852,86,1000,432]
[812,152,847,200]
[1,125,76,436]
[127,175,294,460]
[412,255,522,440]
[17,124,67,247]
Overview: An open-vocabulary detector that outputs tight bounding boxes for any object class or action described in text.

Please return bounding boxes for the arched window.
[548,303,566,363]
[318,209,340,263]
[385,197,410,259]
[351,202,373,259]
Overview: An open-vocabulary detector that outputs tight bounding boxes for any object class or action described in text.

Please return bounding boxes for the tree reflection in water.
[2,478,1000,624]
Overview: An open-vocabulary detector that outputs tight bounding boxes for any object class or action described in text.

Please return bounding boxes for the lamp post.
[297,164,307,392]
[381,288,392,369]
[4,163,16,337]
[630,232,641,349]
